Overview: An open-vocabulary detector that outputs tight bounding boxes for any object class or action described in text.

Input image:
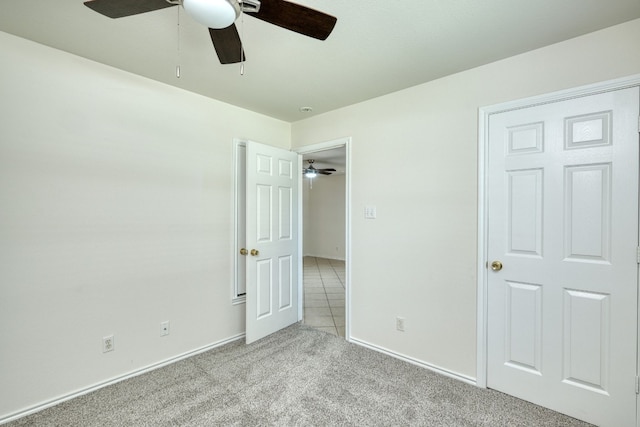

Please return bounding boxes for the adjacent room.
[1,1,640,425]
[301,148,347,337]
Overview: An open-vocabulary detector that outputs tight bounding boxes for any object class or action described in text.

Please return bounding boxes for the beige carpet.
[8,324,590,426]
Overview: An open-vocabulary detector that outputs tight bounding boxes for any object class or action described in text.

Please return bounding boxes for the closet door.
[486,87,639,426]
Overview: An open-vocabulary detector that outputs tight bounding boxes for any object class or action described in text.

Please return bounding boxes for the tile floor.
[302,256,346,337]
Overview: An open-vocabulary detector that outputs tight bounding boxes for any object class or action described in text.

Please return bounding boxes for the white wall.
[302,175,346,260]
[3,17,640,420]
[292,19,640,380]
[0,31,290,420]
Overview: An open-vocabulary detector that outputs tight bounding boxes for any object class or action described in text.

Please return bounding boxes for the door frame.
[232,139,247,304]
[295,137,352,341]
[476,74,640,388]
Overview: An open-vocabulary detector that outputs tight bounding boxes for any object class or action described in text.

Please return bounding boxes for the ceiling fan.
[303,159,335,178]
[83,0,337,64]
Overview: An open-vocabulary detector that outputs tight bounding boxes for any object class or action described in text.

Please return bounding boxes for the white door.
[486,87,639,426]
[245,141,300,344]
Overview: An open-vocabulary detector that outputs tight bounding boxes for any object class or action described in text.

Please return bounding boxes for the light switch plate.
[365,206,377,219]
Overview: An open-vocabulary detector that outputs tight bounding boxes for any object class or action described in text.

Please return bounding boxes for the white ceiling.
[2,1,639,122]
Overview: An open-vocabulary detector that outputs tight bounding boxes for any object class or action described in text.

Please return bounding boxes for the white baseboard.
[349,337,478,387]
[1,333,245,425]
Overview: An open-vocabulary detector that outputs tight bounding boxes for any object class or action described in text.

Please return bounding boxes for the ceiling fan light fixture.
[305,170,317,178]
[183,0,240,29]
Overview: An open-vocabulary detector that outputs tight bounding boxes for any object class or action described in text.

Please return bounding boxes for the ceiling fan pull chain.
[240,1,245,75]
[176,3,181,78]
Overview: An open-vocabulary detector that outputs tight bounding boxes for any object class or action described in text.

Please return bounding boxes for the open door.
[245,141,300,344]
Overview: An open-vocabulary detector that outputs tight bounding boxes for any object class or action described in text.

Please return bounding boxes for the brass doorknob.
[250,249,259,256]
[240,248,248,256]
[490,261,503,271]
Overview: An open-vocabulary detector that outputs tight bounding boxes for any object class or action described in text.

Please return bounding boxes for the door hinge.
[636,376,639,394]
[637,247,640,264]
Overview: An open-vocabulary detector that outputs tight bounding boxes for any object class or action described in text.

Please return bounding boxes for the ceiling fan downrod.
[240,0,260,13]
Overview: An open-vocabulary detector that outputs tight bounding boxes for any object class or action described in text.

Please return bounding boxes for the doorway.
[477,77,640,426]
[297,138,351,340]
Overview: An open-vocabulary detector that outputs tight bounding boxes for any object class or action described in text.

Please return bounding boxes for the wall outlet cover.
[102,335,114,353]
[160,321,170,337]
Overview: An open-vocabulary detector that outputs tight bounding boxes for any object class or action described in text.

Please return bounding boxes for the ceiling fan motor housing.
[183,0,241,29]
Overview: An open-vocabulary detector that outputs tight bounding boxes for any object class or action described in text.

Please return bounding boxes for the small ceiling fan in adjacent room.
[303,159,335,178]
[83,0,337,64]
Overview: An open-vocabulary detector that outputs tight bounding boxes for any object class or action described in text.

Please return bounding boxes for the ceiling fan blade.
[319,171,332,175]
[251,0,337,40]
[84,0,175,18]
[209,25,246,64]
[318,168,336,172]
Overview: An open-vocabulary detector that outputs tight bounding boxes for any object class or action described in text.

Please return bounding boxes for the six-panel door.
[245,141,299,344]
[487,87,639,426]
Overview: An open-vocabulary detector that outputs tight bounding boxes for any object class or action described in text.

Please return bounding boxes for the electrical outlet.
[160,321,170,337]
[102,335,114,353]
[396,317,405,332]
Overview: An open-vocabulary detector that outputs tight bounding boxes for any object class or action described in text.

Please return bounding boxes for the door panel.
[562,289,610,393]
[486,87,639,426]
[504,280,542,374]
[564,163,611,261]
[507,168,543,256]
[278,255,293,309]
[256,258,272,319]
[246,141,299,344]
